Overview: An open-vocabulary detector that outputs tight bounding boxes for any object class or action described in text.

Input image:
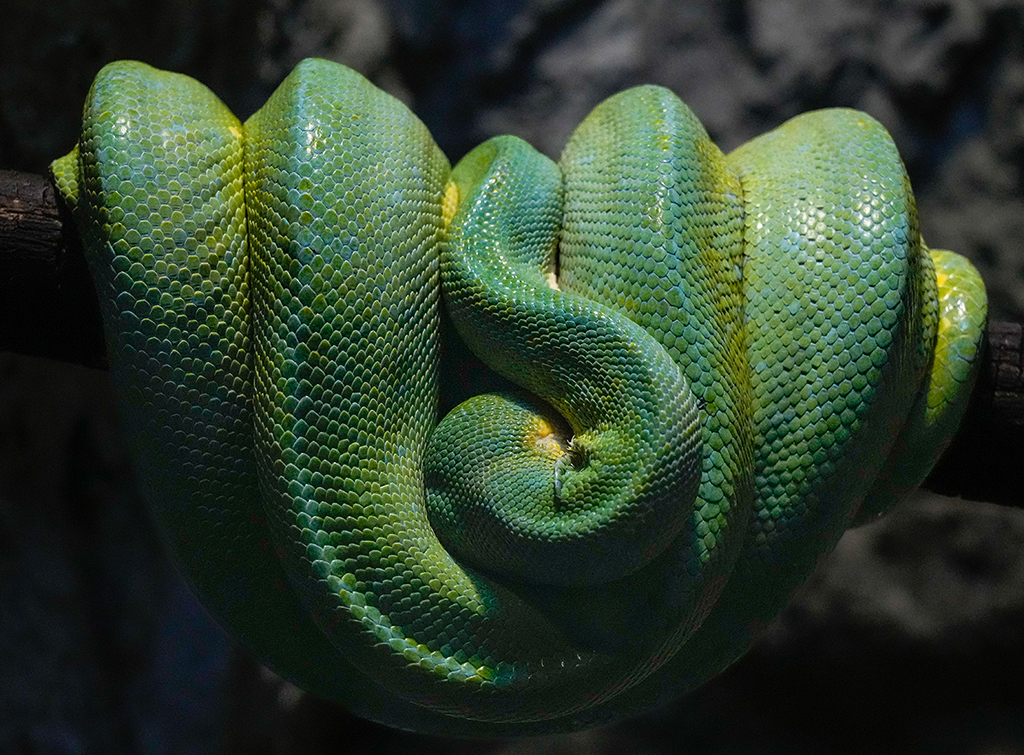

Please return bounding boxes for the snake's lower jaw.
[53,58,988,734]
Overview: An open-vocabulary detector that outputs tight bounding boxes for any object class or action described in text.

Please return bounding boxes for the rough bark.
[0,170,106,369]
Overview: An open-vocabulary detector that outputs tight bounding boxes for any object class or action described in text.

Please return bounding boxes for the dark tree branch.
[984,320,1024,425]
[924,320,1023,506]
[0,170,107,369]
[0,169,1020,502]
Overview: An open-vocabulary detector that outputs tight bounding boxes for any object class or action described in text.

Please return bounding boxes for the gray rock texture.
[1,0,1023,752]
[4,0,1022,319]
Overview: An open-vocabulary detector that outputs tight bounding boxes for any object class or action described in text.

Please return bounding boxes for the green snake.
[52,59,987,735]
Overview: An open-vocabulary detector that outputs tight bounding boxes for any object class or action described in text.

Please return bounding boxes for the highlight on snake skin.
[51,58,987,736]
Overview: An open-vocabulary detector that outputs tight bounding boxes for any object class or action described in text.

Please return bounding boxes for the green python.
[52,59,987,735]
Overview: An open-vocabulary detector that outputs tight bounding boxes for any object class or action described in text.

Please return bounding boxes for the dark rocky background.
[1,1,1023,752]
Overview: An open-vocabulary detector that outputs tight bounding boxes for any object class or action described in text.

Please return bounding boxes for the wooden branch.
[924,319,1023,506]
[0,169,1020,502]
[0,170,107,369]
[985,320,1024,425]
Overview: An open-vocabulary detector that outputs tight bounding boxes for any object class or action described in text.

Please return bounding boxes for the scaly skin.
[52,58,987,736]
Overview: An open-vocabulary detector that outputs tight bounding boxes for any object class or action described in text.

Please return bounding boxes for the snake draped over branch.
[52,58,987,736]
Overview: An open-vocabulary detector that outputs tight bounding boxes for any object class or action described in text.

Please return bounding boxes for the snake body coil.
[52,59,987,735]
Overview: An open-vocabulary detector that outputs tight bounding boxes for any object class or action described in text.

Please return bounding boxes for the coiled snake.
[52,59,987,735]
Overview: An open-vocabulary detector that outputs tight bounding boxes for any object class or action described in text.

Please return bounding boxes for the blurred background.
[1,1,1023,752]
